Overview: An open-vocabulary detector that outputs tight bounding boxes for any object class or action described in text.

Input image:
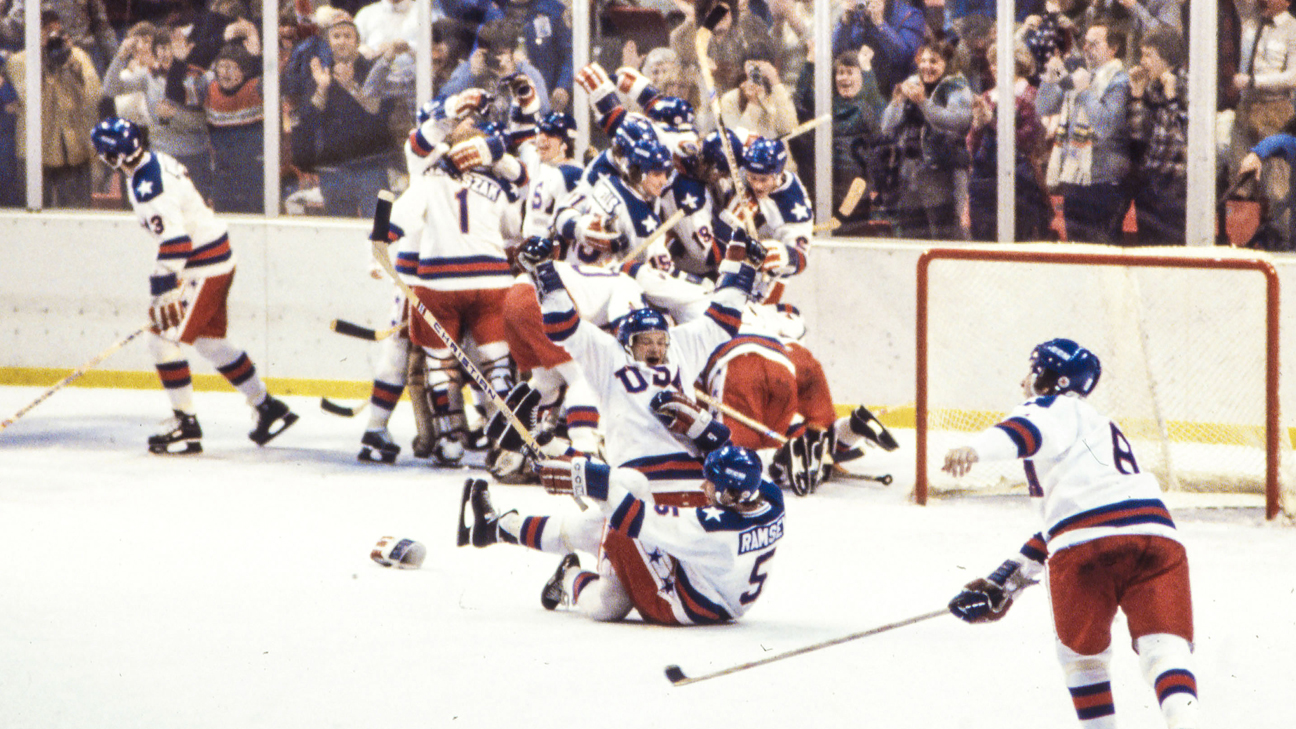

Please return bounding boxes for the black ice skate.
[358,429,400,464]
[148,410,203,455]
[249,395,298,446]
[456,478,515,548]
[541,554,580,611]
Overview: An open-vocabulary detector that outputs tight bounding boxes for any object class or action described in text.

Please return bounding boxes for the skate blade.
[149,441,203,455]
[250,412,300,446]
[358,447,398,464]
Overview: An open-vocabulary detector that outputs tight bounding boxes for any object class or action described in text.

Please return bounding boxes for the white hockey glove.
[370,536,426,569]
[446,88,494,120]
[149,274,187,336]
[948,559,1037,624]
[650,391,730,453]
[504,72,541,116]
[575,62,619,116]
[615,65,653,105]
[758,241,791,274]
[447,133,506,173]
[573,212,624,253]
[538,455,583,497]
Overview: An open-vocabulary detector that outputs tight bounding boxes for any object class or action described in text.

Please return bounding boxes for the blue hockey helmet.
[537,111,577,143]
[742,136,788,176]
[615,307,671,353]
[700,127,743,176]
[644,95,696,130]
[704,444,765,507]
[1029,338,1101,397]
[91,116,145,168]
[612,115,674,174]
[477,119,505,137]
[415,98,440,125]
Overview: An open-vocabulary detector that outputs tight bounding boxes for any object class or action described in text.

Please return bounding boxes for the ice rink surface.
[2,385,1294,729]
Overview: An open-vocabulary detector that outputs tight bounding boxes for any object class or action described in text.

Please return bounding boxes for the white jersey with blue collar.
[586,463,785,623]
[967,392,1179,555]
[518,142,582,240]
[127,151,233,283]
[557,171,664,266]
[538,262,749,489]
[660,173,723,277]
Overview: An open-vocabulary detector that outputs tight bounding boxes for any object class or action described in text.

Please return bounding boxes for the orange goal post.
[916,245,1291,520]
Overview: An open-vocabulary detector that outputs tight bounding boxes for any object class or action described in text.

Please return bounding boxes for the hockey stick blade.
[331,319,380,341]
[663,608,947,687]
[321,398,368,417]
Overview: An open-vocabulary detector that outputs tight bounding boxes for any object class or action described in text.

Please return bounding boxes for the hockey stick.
[778,114,830,143]
[331,319,404,341]
[1,325,150,433]
[664,607,947,686]
[611,208,687,266]
[812,177,868,233]
[321,397,368,417]
[695,3,758,238]
[368,190,587,509]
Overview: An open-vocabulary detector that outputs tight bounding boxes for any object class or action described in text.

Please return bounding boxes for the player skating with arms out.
[943,339,1198,729]
[457,443,783,624]
[514,232,760,507]
[90,117,298,454]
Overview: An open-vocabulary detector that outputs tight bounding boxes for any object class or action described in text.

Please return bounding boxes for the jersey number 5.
[739,549,775,605]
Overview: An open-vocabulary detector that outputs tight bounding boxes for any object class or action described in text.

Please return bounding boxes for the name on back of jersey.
[738,515,783,554]
[466,174,502,202]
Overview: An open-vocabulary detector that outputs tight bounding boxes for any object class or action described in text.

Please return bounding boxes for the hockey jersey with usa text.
[538,260,751,493]
[585,461,785,623]
[127,152,234,284]
[967,393,1179,555]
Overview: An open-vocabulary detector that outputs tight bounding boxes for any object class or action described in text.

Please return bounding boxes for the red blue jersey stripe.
[995,416,1042,458]
[543,309,580,342]
[158,236,193,261]
[703,302,743,337]
[620,452,704,481]
[186,234,232,267]
[608,494,645,538]
[416,255,512,280]
[674,564,733,624]
[1048,498,1176,540]
[565,406,600,429]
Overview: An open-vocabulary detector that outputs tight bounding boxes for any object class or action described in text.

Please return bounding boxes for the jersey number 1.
[455,188,470,233]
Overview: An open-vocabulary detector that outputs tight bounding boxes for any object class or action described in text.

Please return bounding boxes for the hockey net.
[916,245,1294,520]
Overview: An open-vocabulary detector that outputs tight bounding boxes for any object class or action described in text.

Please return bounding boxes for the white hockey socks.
[367,335,410,431]
[1058,644,1117,729]
[1136,634,1199,729]
[498,510,604,556]
[150,335,196,413]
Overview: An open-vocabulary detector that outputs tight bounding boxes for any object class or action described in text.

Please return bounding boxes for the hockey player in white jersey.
[943,339,1198,729]
[90,117,298,454]
[387,104,527,465]
[457,443,783,624]
[519,111,582,240]
[514,232,758,507]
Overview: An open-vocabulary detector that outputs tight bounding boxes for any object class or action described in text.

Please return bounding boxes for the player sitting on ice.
[514,231,761,507]
[90,117,298,455]
[456,443,783,624]
[943,339,1199,729]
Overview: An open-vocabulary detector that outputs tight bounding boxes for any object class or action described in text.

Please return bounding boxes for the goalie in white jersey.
[942,339,1198,729]
[457,444,783,625]
[90,117,298,455]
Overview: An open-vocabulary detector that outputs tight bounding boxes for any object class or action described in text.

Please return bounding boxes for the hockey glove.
[447,133,506,173]
[503,72,540,116]
[758,242,791,274]
[538,455,580,496]
[615,66,654,106]
[573,212,624,253]
[575,62,619,117]
[948,559,1036,624]
[650,390,731,453]
[446,88,493,120]
[485,382,543,452]
[149,275,187,335]
[516,237,564,296]
[770,434,813,496]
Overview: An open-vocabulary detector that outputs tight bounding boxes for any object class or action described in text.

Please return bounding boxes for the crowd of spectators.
[0,0,1286,248]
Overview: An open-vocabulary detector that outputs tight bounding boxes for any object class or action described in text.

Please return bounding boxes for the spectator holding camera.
[832,0,925,100]
[439,18,550,117]
[879,39,972,240]
[2,0,116,71]
[5,9,102,207]
[497,0,573,112]
[1037,22,1132,244]
[102,26,214,201]
[719,42,798,144]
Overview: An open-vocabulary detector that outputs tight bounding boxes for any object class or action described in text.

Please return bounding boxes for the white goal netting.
[918,245,1294,518]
